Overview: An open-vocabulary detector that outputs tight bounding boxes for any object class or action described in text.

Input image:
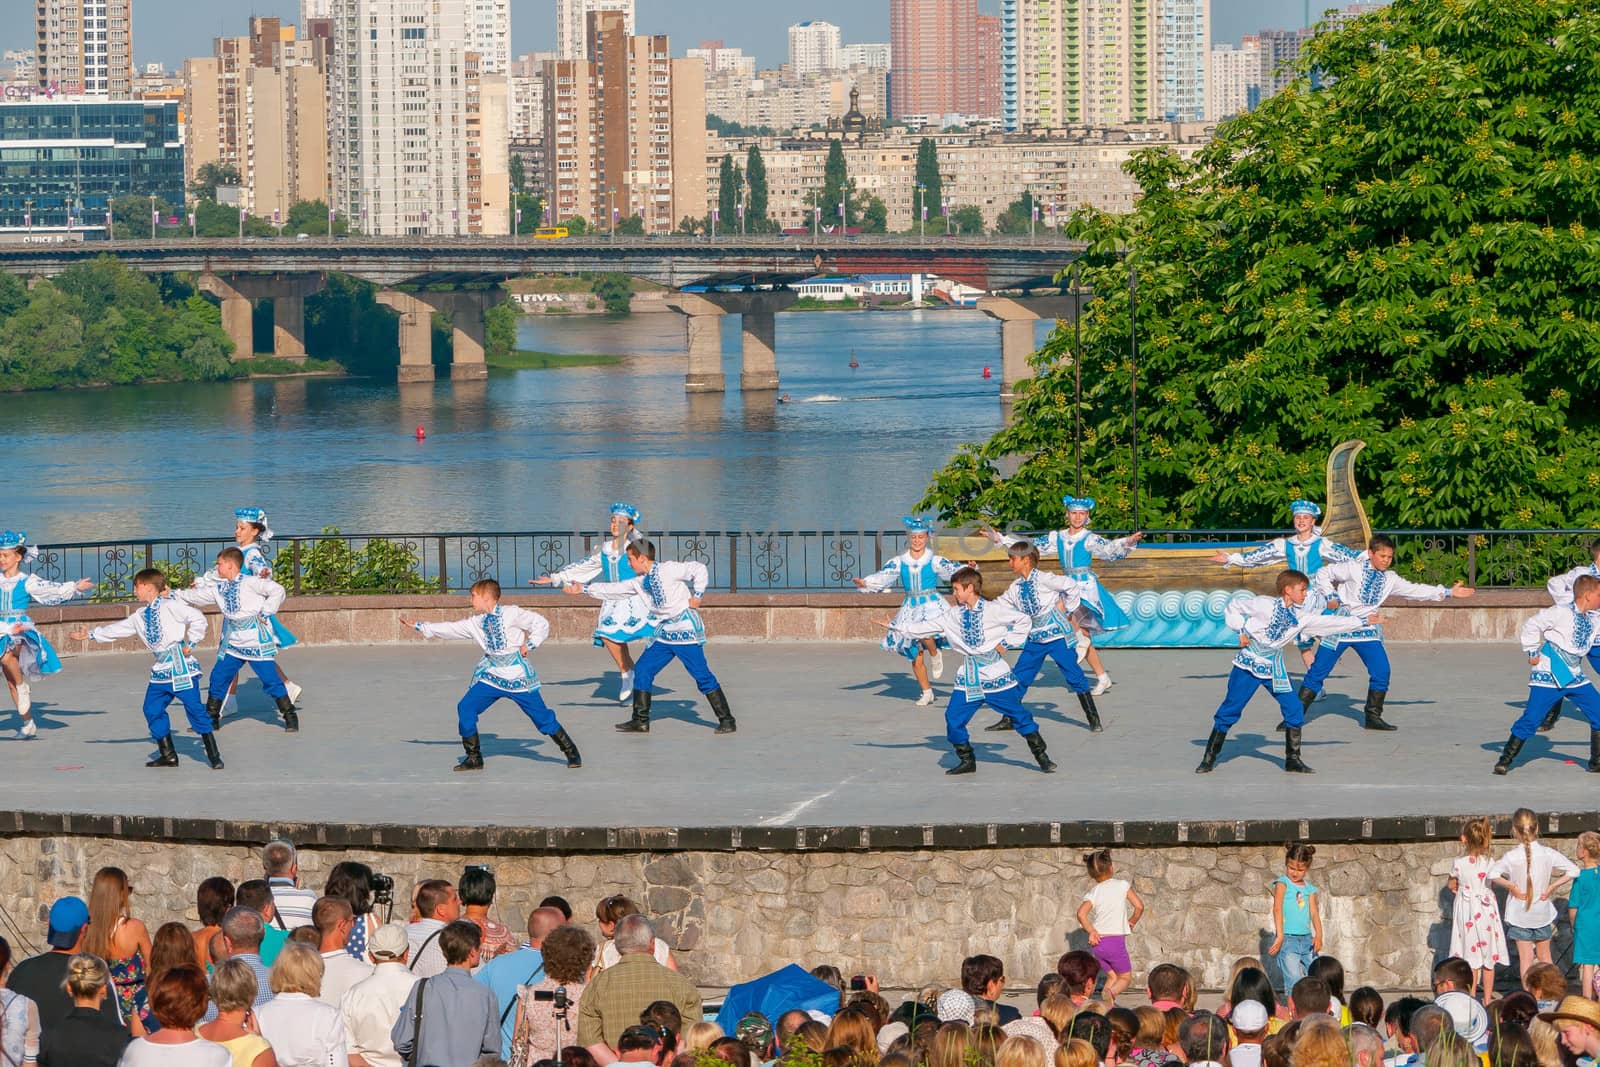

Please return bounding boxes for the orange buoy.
[415,424,426,440]
[982,365,992,379]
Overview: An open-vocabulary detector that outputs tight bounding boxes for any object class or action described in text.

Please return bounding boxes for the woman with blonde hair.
[82,866,153,1035]
[927,1022,971,1067]
[196,959,277,1067]
[969,1025,1005,1067]
[1055,1039,1100,1067]
[1287,1016,1350,1067]
[34,953,131,1067]
[825,1007,881,1067]
[1038,995,1077,1036]
[997,1035,1048,1067]
[685,1022,727,1052]
[253,943,347,1066]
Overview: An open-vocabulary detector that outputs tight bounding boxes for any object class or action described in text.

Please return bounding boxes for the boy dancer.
[176,548,298,733]
[1194,570,1382,775]
[401,579,581,772]
[566,539,735,735]
[1536,542,1600,732]
[984,541,1102,733]
[0,530,93,738]
[68,568,223,769]
[1491,574,1600,776]
[1298,534,1474,731]
[895,566,1056,775]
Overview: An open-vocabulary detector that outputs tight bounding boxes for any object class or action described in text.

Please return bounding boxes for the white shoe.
[915,689,936,706]
[221,690,238,720]
[284,681,303,706]
[618,670,634,703]
[15,683,30,718]
[1091,674,1113,696]
[930,652,945,679]
[1075,633,1092,663]
[18,715,36,739]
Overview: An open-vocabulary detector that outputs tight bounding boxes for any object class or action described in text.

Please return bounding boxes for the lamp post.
[1071,260,1083,496]
[711,205,718,241]
[739,184,746,237]
[149,193,157,239]
[916,182,926,240]
[1128,260,1140,529]
[812,203,820,243]
[608,187,616,241]
[23,198,32,234]
[1028,189,1036,242]
[944,198,951,236]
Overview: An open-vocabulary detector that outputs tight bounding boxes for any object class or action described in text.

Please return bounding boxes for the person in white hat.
[1433,991,1488,1051]
[1226,1001,1269,1067]
[340,924,418,1067]
[935,989,975,1026]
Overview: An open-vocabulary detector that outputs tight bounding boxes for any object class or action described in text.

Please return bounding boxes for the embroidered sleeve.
[1323,540,1364,563]
[679,561,711,597]
[1521,607,1557,655]
[23,574,84,605]
[856,559,902,593]
[1293,612,1373,642]
[548,550,603,585]
[932,555,961,581]
[1086,533,1135,562]
[1312,561,1356,601]
[1387,574,1452,602]
[1227,540,1288,569]
[246,576,288,616]
[584,577,646,602]
[178,602,209,644]
[414,617,483,641]
[508,607,551,650]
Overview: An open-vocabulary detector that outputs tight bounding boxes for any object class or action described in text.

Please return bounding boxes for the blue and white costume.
[1301,557,1454,695]
[996,567,1091,697]
[902,598,1038,746]
[1219,501,1362,646]
[1508,604,1600,740]
[1210,595,1376,732]
[857,520,960,660]
[213,508,298,650]
[175,574,292,705]
[548,526,656,648]
[1548,562,1600,675]
[0,570,85,682]
[997,499,1135,635]
[412,605,564,738]
[585,560,721,695]
[84,595,214,742]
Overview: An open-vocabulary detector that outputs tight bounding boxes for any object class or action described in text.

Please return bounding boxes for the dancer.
[0,530,93,738]
[1536,541,1600,733]
[1194,569,1382,775]
[854,516,961,706]
[1490,574,1600,775]
[68,568,223,769]
[1297,534,1474,731]
[986,496,1142,696]
[984,540,1101,733]
[400,579,581,772]
[565,539,735,735]
[531,503,655,702]
[175,548,299,734]
[892,566,1056,775]
[212,507,302,717]
[1211,500,1362,668]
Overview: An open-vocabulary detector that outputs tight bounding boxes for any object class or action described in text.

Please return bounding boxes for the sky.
[3,0,1344,73]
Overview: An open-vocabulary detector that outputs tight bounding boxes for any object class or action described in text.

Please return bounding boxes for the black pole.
[1072,260,1083,497]
[1128,261,1139,529]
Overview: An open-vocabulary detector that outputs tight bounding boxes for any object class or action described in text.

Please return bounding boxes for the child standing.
[217,507,302,714]
[1268,844,1321,997]
[1566,831,1600,1001]
[176,548,298,734]
[1076,849,1144,1005]
[1447,816,1507,1006]
[1489,808,1579,980]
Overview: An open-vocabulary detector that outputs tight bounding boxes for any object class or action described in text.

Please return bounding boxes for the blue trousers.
[946,685,1038,746]
[1212,667,1304,732]
[143,681,211,740]
[1301,639,1391,694]
[1012,638,1091,697]
[457,681,562,738]
[633,641,721,694]
[1274,932,1315,994]
[207,654,289,702]
[1512,684,1600,740]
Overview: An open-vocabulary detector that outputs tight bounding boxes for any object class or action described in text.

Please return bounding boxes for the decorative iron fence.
[29,528,1600,599]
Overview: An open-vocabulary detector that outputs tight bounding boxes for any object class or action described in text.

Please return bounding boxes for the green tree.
[562,215,589,235]
[286,200,347,236]
[921,0,1600,533]
[991,192,1035,235]
[111,195,174,240]
[616,214,645,236]
[677,215,702,235]
[948,204,985,236]
[509,153,526,192]
[859,194,888,235]
[914,138,944,224]
[188,162,241,202]
[485,299,519,361]
[716,154,740,228]
[819,139,851,227]
[515,193,545,234]
[591,273,632,314]
[305,273,401,376]
[746,145,770,231]
[0,272,30,322]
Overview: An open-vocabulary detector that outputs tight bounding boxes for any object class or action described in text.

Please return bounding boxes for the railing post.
[437,537,448,593]
[1467,535,1477,587]
[728,532,738,594]
[291,540,302,595]
[874,530,884,571]
[144,542,153,570]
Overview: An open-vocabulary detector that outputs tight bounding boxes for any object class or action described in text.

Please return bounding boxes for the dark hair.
[1290,976,1331,1016]
[415,879,455,919]
[1057,951,1101,993]
[1276,569,1310,595]
[196,877,235,927]
[561,1048,598,1067]
[149,921,200,984]
[1307,957,1344,1000]
[961,955,1004,997]
[288,926,320,947]
[1227,967,1277,1018]
[1007,542,1040,563]
[1391,997,1429,1038]
[324,861,376,915]
[133,567,167,591]
[1284,843,1316,865]
[235,879,273,913]
[1496,992,1538,1030]
[629,539,657,562]
[950,567,983,593]
[1107,1008,1139,1055]
[618,1025,667,1053]
[438,919,482,965]
[1368,534,1395,554]
[811,965,844,991]
[1035,973,1064,1007]
[0,936,9,975]
[1146,963,1189,1003]
[459,867,497,907]
[312,895,353,934]
[540,895,574,919]
[1432,956,1473,993]
[597,895,642,925]
[1083,849,1115,879]
[641,1000,683,1033]
[1179,1013,1230,1065]
[1349,987,1384,1028]
[1489,1023,1536,1067]
[217,547,245,568]
[543,923,598,985]
[1068,1012,1110,1060]
[713,1036,755,1067]
[149,964,210,1029]
[1261,1029,1293,1067]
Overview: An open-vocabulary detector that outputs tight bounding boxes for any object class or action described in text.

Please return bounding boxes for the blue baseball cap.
[46,896,89,948]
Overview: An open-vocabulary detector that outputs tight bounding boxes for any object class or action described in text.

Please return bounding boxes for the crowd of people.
[5,817,1600,1067]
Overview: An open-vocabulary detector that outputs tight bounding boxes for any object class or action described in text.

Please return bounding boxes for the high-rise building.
[788,21,841,76]
[889,0,979,122]
[35,0,133,98]
[1154,0,1208,121]
[975,14,1002,121]
[466,0,511,74]
[1255,28,1306,97]
[464,50,511,234]
[554,0,634,61]
[840,43,890,70]
[542,11,705,233]
[300,0,331,20]
[510,51,556,140]
[1207,38,1260,121]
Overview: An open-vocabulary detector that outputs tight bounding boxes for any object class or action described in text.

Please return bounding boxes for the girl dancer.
[855,516,961,706]
[0,530,93,738]
[213,508,301,717]
[532,502,655,702]
[987,497,1143,695]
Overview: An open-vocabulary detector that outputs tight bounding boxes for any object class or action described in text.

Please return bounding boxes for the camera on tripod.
[369,873,395,907]
[533,985,570,1014]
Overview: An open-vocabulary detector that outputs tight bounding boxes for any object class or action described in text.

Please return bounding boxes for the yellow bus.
[534,226,570,240]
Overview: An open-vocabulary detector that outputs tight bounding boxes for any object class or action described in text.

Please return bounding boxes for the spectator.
[462,868,520,964]
[323,863,387,962]
[338,924,416,1067]
[971,1023,1006,1067]
[936,992,976,1026]
[1163,1009,1187,1059]
[540,898,574,921]
[194,879,237,968]
[1260,1031,1292,1067]
[83,865,153,1035]
[195,959,276,1067]
[6,896,125,1035]
[1038,996,1077,1037]
[811,966,845,1011]
[207,906,275,1021]
[1126,1007,1175,1067]
[263,842,318,931]
[1486,1022,1536,1067]
[118,964,230,1066]
[481,907,567,1061]
[1420,1033,1476,1067]
[614,1025,667,1065]
[1056,1039,1099,1067]
[1037,976,1065,1009]
[392,920,499,1067]
[1225,971,1281,1035]
[712,1035,754,1067]
[1,935,42,1067]
[1305,960,1347,1025]
[1227,1003,1269,1067]
[288,928,321,950]
[35,953,129,1067]
[1345,1024,1385,1067]
[736,1013,776,1062]
[577,916,700,1062]
[1179,1014,1231,1067]
[929,1023,971,1067]
[150,921,203,989]
[1057,953,1102,1009]
[1432,993,1487,1051]
[256,942,347,1067]
[1406,1007,1452,1061]
[997,1035,1048,1067]
[825,1008,879,1066]
[1348,990,1383,1031]
[1287,1017,1348,1067]
[963,957,1019,1025]
[236,882,290,968]
[594,898,677,973]
[639,1000,682,1044]
[1147,967,1191,1014]
[1218,962,1265,1020]
[685,1021,726,1052]
[406,879,460,979]
[1104,1007,1138,1064]
[1522,965,1566,1014]
[313,897,373,1008]
[1290,980,1332,1021]
[1067,1014,1110,1064]
[1430,960,1473,998]
[788,1021,830,1058]
[509,924,596,1067]
[774,1010,813,1058]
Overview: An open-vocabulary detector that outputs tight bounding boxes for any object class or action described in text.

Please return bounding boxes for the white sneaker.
[284,681,303,706]
[915,688,936,706]
[15,683,30,718]
[1091,674,1113,696]
[1075,632,1092,663]
[930,651,945,679]
[18,715,36,739]
[618,670,634,702]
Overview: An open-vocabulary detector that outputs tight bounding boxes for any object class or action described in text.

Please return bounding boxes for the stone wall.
[0,831,1553,992]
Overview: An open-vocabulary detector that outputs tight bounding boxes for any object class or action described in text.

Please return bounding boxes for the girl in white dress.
[1490,807,1579,981]
[0,531,93,738]
[855,516,961,706]
[1447,815,1507,1004]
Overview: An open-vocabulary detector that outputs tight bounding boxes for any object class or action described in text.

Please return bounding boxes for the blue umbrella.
[714,964,840,1033]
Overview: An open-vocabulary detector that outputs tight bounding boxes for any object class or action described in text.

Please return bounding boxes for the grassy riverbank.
[236,356,346,377]
[486,349,622,369]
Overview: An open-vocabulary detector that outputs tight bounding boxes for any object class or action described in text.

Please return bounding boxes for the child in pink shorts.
[1077,848,1145,1004]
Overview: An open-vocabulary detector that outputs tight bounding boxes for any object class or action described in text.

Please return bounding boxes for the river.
[4,309,1049,540]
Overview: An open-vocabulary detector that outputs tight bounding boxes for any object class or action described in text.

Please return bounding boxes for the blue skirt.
[1072,577,1130,634]
[0,627,65,680]
[267,615,298,649]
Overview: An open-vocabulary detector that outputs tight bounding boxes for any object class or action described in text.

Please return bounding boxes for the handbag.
[406,977,428,1067]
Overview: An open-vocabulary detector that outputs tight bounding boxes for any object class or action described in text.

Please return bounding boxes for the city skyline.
[4,0,1372,74]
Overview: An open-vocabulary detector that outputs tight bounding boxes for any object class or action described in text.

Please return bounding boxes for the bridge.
[0,236,1087,390]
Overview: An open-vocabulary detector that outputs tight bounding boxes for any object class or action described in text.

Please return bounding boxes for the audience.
[578,915,701,1060]
[195,959,276,1067]
[480,906,568,1060]
[463,867,522,964]
[392,920,500,1066]
[256,941,348,1066]
[118,964,230,1066]
[339,923,416,1067]
[314,896,375,1007]
[406,879,461,979]
[236,881,290,968]
[263,840,319,930]
[509,923,597,1067]
[34,952,130,1067]
[194,878,237,970]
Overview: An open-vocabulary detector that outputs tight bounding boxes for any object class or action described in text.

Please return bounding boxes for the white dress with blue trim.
[415,605,549,693]
[549,540,657,646]
[857,549,961,659]
[903,600,1031,697]
[1005,528,1136,635]
[585,561,710,647]
[1311,557,1452,648]
[0,573,86,681]
[85,596,208,691]
[1522,604,1597,691]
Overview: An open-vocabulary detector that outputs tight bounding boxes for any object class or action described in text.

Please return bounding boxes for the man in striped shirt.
[264,839,318,930]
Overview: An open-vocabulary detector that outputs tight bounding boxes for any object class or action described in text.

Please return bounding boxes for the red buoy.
[415,424,427,440]
[982,365,992,379]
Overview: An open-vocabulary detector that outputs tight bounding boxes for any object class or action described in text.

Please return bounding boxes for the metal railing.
[30,528,1599,599]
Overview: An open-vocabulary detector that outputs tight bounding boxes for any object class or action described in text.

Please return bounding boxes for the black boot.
[1539,698,1565,733]
[1025,732,1057,773]
[550,729,582,769]
[1363,688,1397,731]
[205,696,224,730]
[1195,729,1227,774]
[200,732,225,770]
[1281,686,1317,731]
[616,690,650,733]
[1589,730,1600,774]
[946,742,977,775]
[1078,692,1103,732]
[454,733,484,772]
[1493,735,1525,776]
[983,717,1015,731]
[145,734,179,768]
[275,695,299,733]
[1284,727,1314,773]
[706,688,737,734]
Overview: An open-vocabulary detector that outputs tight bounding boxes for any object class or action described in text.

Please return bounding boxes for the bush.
[297,527,436,593]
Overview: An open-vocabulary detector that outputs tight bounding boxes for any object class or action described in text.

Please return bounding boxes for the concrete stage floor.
[0,643,1585,831]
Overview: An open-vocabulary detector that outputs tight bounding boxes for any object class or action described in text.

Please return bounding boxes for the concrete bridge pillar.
[376,288,507,383]
[665,293,729,393]
[665,290,800,393]
[198,273,325,362]
[375,290,436,382]
[269,276,325,361]
[977,295,1079,397]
